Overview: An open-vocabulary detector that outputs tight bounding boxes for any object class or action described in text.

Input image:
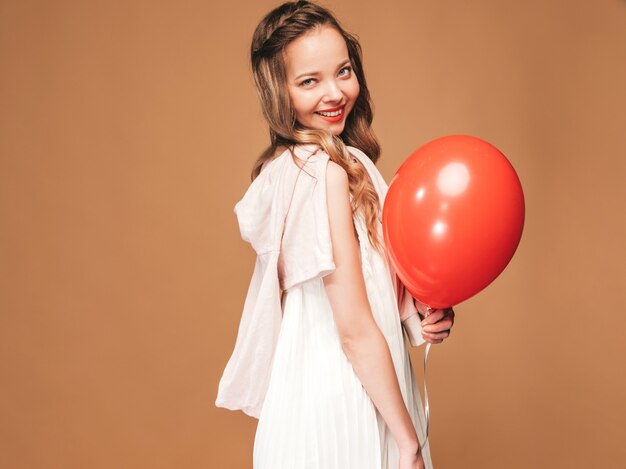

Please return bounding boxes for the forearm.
[341,328,418,452]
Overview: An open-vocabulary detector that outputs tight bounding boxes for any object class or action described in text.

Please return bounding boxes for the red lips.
[316,104,345,113]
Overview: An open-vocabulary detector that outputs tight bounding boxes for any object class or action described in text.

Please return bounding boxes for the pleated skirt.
[253,278,433,469]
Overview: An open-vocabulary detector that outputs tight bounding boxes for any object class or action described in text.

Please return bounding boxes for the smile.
[315,104,346,122]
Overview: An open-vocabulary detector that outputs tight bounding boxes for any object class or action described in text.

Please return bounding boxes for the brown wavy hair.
[249,0,384,253]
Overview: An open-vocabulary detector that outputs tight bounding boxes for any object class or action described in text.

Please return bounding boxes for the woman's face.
[283,25,360,136]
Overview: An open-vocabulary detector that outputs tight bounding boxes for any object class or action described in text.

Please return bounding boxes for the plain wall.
[1,0,625,467]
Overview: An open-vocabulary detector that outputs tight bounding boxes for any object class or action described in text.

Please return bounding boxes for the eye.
[338,66,352,76]
[299,78,315,87]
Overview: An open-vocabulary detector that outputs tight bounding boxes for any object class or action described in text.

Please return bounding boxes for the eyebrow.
[294,59,352,81]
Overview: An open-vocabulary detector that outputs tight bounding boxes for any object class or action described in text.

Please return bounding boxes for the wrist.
[401,313,424,346]
[396,431,420,454]
[398,439,421,455]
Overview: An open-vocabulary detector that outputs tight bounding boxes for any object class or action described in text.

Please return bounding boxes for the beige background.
[1,0,625,467]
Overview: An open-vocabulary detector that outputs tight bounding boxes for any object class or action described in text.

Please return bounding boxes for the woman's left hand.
[421,307,455,344]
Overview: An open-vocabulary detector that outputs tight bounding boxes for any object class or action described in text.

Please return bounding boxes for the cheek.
[291,90,313,109]
[348,80,360,102]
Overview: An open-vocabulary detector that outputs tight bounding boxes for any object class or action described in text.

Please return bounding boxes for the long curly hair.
[249,0,384,253]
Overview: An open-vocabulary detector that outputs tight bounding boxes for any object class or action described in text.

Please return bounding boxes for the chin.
[299,115,348,136]
[327,121,347,135]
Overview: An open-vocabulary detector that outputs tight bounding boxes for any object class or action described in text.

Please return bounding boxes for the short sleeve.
[278,151,336,291]
[215,145,339,418]
[214,249,282,418]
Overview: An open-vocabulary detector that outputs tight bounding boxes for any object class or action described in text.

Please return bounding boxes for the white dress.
[253,208,433,469]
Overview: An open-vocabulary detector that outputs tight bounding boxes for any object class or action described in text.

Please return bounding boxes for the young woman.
[216,2,455,468]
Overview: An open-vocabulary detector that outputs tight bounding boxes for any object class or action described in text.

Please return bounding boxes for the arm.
[322,161,420,454]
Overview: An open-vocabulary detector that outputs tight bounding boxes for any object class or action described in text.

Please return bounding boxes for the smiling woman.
[214,1,455,468]
[283,29,360,132]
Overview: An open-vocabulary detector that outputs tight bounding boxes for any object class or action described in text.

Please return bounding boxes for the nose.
[322,79,343,103]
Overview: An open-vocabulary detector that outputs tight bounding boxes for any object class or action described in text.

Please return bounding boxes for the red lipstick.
[317,104,344,112]
[315,104,346,123]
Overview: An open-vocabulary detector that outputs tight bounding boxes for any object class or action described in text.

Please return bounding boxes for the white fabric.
[253,203,432,468]
[216,144,431,466]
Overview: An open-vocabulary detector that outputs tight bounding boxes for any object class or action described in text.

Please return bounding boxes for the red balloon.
[383,135,525,309]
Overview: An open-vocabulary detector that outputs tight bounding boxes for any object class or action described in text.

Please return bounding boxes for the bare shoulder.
[325,160,351,217]
[324,160,355,242]
[325,160,349,190]
[325,161,353,224]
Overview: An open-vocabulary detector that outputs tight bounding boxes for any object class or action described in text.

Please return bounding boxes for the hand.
[420,307,455,344]
[399,447,425,469]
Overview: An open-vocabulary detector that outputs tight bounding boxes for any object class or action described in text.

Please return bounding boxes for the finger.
[434,308,455,328]
[423,335,444,345]
[422,318,453,333]
[420,309,444,326]
[445,307,456,325]
[422,330,450,342]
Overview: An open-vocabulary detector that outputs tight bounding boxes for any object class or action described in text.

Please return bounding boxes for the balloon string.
[419,341,431,451]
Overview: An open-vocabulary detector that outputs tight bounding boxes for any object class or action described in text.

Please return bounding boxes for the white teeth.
[317,108,343,117]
